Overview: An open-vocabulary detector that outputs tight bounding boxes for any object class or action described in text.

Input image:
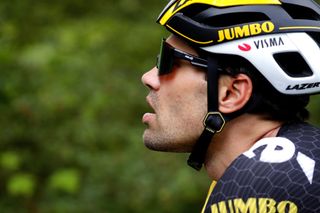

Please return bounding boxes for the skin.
[141,35,283,180]
[141,35,207,152]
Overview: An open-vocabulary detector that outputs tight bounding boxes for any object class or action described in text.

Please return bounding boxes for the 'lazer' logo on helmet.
[286,82,320,91]
[217,21,275,43]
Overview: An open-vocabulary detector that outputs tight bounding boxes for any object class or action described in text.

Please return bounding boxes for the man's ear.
[218,74,253,114]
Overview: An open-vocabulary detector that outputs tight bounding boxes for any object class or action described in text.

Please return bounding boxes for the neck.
[204,114,283,180]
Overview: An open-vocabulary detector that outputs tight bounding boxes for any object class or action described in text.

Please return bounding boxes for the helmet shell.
[157,0,320,95]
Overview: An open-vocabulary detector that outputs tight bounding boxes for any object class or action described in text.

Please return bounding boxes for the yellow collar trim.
[201,180,217,213]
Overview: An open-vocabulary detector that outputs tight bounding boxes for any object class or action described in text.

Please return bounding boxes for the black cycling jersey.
[202,122,320,213]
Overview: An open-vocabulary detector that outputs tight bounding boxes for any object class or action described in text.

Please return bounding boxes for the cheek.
[158,69,207,124]
[184,80,207,120]
[167,80,207,122]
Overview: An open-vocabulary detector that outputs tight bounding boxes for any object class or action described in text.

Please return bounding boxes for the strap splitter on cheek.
[187,56,225,170]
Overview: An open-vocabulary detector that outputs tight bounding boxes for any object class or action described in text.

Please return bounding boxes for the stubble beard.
[143,111,204,153]
[143,126,196,153]
[143,87,206,153]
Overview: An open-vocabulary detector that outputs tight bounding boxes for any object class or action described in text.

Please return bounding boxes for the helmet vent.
[282,4,320,20]
[309,32,320,48]
[273,52,313,77]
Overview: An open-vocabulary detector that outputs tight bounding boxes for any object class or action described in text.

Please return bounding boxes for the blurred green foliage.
[1,0,320,212]
[0,0,209,212]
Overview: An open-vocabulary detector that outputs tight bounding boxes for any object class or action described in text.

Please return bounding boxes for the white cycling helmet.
[156,0,320,170]
[158,0,320,95]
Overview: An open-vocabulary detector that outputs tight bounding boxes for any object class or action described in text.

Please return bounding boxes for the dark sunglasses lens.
[157,39,174,75]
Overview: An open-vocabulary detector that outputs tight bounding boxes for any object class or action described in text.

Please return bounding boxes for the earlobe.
[218,74,252,114]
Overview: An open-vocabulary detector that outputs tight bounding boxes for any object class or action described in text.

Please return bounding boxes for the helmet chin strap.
[187,56,226,170]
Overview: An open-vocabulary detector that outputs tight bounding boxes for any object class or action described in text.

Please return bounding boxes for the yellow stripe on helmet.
[159,0,281,25]
[279,26,320,30]
[166,24,214,44]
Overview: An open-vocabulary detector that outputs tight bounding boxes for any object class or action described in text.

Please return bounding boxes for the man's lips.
[142,96,156,124]
[142,113,155,124]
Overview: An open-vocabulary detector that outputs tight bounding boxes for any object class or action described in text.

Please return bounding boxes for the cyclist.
[141,0,320,212]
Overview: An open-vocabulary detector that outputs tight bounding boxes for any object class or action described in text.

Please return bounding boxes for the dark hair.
[217,54,310,122]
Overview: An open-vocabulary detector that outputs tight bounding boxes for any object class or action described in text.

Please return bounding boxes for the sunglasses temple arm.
[191,57,208,68]
[191,61,208,68]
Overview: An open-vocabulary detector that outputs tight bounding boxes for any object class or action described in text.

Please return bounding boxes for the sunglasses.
[156,38,208,75]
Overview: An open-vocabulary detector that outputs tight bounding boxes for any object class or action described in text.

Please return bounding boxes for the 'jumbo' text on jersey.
[202,122,320,213]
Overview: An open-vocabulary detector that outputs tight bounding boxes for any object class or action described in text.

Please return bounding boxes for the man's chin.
[143,135,193,153]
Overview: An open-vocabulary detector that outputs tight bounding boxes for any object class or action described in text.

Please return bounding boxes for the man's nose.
[141,67,160,90]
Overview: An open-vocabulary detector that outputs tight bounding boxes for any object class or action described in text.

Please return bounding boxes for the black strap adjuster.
[203,112,225,133]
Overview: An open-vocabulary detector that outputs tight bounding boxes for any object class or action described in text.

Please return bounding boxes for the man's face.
[141,35,207,152]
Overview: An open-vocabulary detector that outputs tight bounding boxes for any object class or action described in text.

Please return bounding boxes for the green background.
[1,0,320,212]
